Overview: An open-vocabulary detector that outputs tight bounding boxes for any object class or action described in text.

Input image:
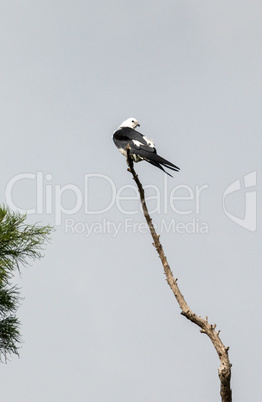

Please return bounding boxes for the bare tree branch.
[125,147,232,402]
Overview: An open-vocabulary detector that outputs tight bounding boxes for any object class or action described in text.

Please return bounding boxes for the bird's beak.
[137,123,140,127]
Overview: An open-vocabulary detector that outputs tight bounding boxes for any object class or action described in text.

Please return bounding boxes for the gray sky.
[1,1,261,401]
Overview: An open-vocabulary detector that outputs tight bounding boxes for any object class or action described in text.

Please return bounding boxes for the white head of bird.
[118,118,140,130]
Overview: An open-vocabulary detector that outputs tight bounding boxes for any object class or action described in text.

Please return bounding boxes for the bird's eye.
[132,120,134,122]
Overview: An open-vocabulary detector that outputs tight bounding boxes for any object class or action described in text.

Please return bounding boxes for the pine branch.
[0,205,53,362]
[126,147,232,402]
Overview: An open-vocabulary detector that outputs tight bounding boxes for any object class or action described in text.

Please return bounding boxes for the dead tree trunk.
[125,148,232,402]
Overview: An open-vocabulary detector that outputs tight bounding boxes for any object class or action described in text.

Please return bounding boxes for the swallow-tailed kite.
[113,118,180,177]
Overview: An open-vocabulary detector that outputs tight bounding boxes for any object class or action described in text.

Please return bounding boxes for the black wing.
[135,147,180,175]
[113,127,152,149]
[113,127,180,176]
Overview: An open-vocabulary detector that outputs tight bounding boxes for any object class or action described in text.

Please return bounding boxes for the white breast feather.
[143,136,155,148]
[132,140,142,147]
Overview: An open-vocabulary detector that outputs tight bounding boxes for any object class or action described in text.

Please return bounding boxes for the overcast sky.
[1,1,261,401]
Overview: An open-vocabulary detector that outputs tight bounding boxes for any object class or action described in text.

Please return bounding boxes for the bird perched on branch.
[113,117,180,177]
